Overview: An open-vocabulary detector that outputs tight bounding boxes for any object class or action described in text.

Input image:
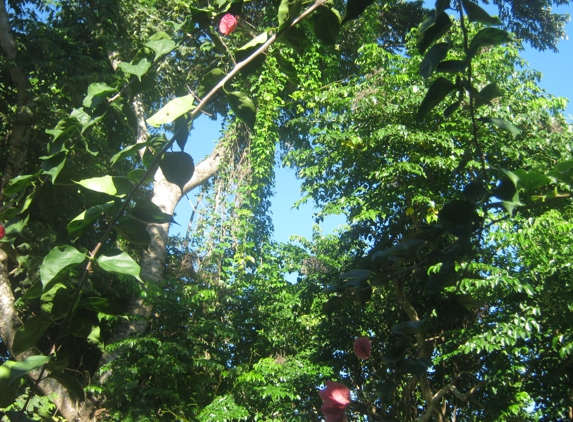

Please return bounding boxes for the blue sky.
[174,2,573,244]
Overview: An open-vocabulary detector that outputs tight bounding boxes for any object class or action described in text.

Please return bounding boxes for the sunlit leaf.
[8,355,51,385]
[74,175,133,197]
[40,245,86,287]
[98,252,143,282]
[147,94,195,127]
[83,82,117,109]
[118,58,151,81]
[67,202,115,237]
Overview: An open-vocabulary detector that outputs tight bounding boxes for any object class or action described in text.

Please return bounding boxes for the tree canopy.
[1,0,573,421]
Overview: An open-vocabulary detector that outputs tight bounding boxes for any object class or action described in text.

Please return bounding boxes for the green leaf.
[3,174,36,197]
[278,0,302,30]
[276,54,298,81]
[98,252,143,282]
[87,325,104,351]
[479,117,520,138]
[420,42,450,79]
[468,28,511,60]
[436,59,467,73]
[40,282,68,316]
[12,316,52,356]
[314,7,341,45]
[127,169,154,185]
[475,82,502,108]
[40,245,86,288]
[461,0,502,25]
[417,12,452,54]
[147,94,195,127]
[83,82,116,109]
[396,358,432,376]
[130,200,174,224]
[159,151,195,190]
[173,115,192,151]
[391,319,427,335]
[235,32,268,75]
[513,169,552,195]
[198,68,226,98]
[322,296,347,314]
[78,297,125,316]
[9,355,51,385]
[67,202,115,237]
[41,150,68,183]
[114,218,151,246]
[118,58,151,81]
[0,362,19,408]
[74,175,134,197]
[342,0,375,24]
[443,100,461,118]
[227,91,256,128]
[417,77,455,121]
[278,26,308,54]
[110,143,145,166]
[146,33,176,60]
[339,269,372,288]
[48,371,85,401]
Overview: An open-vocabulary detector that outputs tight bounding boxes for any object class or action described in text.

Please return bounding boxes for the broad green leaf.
[2,215,29,242]
[475,82,502,108]
[396,358,432,376]
[159,151,195,189]
[235,32,268,75]
[118,58,151,81]
[314,7,341,45]
[513,169,552,194]
[78,297,125,316]
[70,107,104,135]
[48,371,85,401]
[8,355,51,385]
[461,0,502,25]
[45,117,80,145]
[40,282,68,315]
[198,68,226,98]
[417,77,455,121]
[146,33,176,60]
[40,150,68,183]
[83,82,116,109]
[417,12,452,54]
[468,28,511,59]
[278,26,308,54]
[342,0,375,24]
[147,94,195,127]
[127,169,154,184]
[372,239,426,261]
[322,296,347,314]
[278,0,302,29]
[40,245,86,287]
[391,319,427,335]
[4,174,36,197]
[276,54,297,81]
[130,200,174,224]
[339,269,372,285]
[479,117,520,137]
[0,362,18,407]
[443,100,461,118]
[420,42,450,79]
[98,252,143,282]
[12,316,52,356]
[436,59,467,73]
[173,115,192,151]
[67,202,115,237]
[110,143,145,166]
[74,175,133,197]
[227,91,256,128]
[114,218,151,246]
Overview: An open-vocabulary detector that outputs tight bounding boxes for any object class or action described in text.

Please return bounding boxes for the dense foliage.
[0,0,572,421]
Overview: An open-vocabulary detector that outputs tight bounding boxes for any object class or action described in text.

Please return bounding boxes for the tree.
[0,0,572,420]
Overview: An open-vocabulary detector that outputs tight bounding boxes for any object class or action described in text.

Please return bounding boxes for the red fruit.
[353,336,372,359]
[0,224,5,240]
[219,13,238,36]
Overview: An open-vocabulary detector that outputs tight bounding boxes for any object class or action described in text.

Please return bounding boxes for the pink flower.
[219,14,238,36]
[319,381,350,421]
[354,337,372,360]
[0,224,5,239]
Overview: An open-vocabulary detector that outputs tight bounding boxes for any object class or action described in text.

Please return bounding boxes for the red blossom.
[319,381,350,421]
[353,336,372,360]
[0,224,5,240]
[219,13,238,36]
